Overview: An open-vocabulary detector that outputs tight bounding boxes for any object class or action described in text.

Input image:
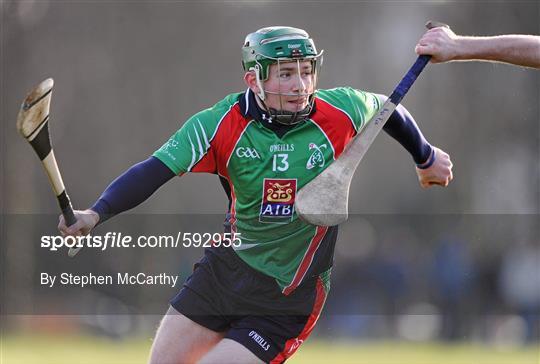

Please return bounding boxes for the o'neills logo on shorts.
[248,330,270,351]
[259,178,297,223]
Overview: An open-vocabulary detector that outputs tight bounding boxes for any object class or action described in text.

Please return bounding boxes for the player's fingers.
[417,50,443,64]
[58,215,67,232]
[443,161,452,170]
[421,180,437,188]
[425,20,449,30]
[426,172,452,187]
[65,220,84,236]
[428,180,447,187]
[439,155,451,168]
[421,175,437,188]
[66,228,82,237]
[415,44,432,55]
[441,173,452,186]
[440,171,452,186]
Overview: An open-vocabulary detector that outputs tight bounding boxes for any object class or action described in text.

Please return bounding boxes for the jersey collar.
[239,88,273,123]
[238,89,317,133]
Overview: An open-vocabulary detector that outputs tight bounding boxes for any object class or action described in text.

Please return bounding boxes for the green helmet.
[242,26,320,81]
[241,26,323,125]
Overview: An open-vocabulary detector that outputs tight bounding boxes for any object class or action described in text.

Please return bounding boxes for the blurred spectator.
[498,242,540,342]
[430,236,475,340]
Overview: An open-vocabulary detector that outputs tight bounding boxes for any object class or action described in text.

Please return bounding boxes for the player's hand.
[58,209,100,237]
[415,147,453,188]
[415,25,460,63]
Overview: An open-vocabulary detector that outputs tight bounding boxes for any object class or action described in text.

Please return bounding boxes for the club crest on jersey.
[159,138,180,160]
[161,138,179,151]
[259,178,297,223]
[306,143,327,169]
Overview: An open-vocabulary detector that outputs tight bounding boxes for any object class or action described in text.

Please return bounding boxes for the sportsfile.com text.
[40,232,242,251]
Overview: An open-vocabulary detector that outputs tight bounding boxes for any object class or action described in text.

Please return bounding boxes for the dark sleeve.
[90,156,176,224]
[376,94,433,165]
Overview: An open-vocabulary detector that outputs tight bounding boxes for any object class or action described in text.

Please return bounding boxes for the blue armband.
[416,148,436,169]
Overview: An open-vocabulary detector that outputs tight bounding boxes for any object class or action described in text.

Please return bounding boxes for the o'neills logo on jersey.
[259,178,297,223]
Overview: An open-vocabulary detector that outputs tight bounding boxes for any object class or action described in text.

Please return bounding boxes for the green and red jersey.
[153,87,380,293]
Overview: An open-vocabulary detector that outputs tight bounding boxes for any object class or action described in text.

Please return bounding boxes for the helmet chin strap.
[254,65,266,101]
[253,91,313,126]
[268,104,312,125]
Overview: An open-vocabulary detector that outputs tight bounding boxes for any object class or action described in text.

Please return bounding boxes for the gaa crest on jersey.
[259,178,297,223]
[306,143,327,169]
[235,146,261,159]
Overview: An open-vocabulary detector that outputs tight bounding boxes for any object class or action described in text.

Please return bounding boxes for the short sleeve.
[315,87,381,133]
[153,110,218,175]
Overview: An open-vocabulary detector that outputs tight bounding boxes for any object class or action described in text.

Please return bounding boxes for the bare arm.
[415,26,540,69]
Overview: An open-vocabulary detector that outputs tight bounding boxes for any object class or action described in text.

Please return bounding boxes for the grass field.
[1,334,538,364]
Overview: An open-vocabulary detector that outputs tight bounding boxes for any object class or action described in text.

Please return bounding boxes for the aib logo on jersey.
[259,178,297,223]
[306,143,327,169]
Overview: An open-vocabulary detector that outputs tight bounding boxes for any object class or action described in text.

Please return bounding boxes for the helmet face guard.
[242,27,324,125]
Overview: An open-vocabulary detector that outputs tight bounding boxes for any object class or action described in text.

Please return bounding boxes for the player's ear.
[244,71,259,94]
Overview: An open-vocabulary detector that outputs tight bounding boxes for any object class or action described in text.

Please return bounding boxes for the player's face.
[263,60,315,112]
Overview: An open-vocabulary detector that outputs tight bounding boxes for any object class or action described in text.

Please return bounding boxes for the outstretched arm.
[378,94,453,188]
[415,25,540,69]
[58,156,175,236]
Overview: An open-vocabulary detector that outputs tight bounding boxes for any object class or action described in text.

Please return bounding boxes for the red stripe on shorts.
[271,277,327,363]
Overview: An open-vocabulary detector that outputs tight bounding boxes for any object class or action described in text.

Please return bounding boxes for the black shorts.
[170,246,329,363]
